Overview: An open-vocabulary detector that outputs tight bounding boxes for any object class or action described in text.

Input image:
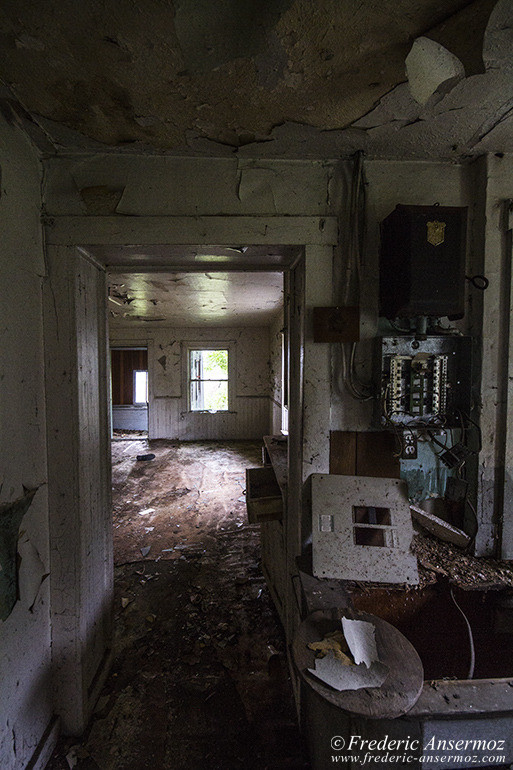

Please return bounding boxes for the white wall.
[269,312,284,434]
[476,154,513,557]
[0,118,54,768]
[43,153,504,548]
[110,326,272,439]
[43,246,113,735]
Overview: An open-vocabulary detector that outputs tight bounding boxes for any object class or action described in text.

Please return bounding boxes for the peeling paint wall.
[269,312,284,434]
[110,326,272,440]
[477,153,513,557]
[43,245,113,735]
[0,116,53,769]
[43,155,337,217]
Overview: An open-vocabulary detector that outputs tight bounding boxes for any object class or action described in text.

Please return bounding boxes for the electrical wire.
[450,587,475,679]
[460,410,482,452]
[339,343,367,401]
[349,342,373,400]
[388,319,410,334]
[427,431,449,451]
[464,497,479,545]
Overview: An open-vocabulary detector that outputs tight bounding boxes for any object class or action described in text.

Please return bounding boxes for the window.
[189,349,229,412]
[133,370,148,404]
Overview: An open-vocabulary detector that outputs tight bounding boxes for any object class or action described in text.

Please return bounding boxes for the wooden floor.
[47,440,310,770]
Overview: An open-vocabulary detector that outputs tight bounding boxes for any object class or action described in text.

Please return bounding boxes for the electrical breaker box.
[380,204,467,319]
[376,336,472,428]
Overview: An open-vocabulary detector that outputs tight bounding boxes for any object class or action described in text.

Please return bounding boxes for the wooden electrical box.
[313,306,360,342]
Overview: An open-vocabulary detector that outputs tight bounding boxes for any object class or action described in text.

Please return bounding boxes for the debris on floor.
[47,440,310,770]
[414,530,513,590]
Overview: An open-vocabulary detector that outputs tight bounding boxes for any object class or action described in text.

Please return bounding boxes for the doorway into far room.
[110,346,149,439]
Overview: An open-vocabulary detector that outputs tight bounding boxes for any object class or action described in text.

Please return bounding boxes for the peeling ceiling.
[1,0,512,159]
[107,271,284,328]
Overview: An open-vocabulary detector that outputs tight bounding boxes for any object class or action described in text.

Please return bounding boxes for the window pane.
[134,370,148,403]
[189,349,229,411]
[190,349,228,380]
[190,380,228,411]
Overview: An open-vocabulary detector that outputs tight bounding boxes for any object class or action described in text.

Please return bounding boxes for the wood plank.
[410,503,471,548]
[409,678,513,717]
[329,431,400,478]
[263,435,288,493]
[329,431,356,475]
[246,467,283,523]
[45,216,339,247]
[356,431,401,478]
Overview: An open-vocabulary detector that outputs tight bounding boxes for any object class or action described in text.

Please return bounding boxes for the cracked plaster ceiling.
[107,271,284,328]
[1,0,512,159]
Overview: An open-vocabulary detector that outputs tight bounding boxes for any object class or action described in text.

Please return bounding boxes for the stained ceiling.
[107,271,284,328]
[1,0,512,159]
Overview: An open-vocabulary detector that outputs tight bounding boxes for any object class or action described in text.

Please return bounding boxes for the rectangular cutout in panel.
[353,506,391,525]
[319,514,334,532]
[354,526,387,547]
[311,474,419,584]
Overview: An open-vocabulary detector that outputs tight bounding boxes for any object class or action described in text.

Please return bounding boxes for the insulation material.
[311,474,419,584]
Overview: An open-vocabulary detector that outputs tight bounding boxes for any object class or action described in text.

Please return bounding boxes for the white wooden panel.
[44,156,335,216]
[45,215,339,247]
[302,245,333,479]
[0,116,52,770]
[112,406,149,431]
[75,259,110,689]
[112,326,272,439]
[44,246,112,734]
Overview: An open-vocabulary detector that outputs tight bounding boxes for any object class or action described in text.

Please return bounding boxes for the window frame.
[185,342,235,413]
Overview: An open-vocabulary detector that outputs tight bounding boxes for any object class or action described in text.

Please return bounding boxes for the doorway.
[53,258,310,767]
[42,228,325,747]
[110,346,149,438]
[106,268,288,562]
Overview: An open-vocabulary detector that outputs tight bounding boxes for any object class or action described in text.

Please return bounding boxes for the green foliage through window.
[190,349,229,411]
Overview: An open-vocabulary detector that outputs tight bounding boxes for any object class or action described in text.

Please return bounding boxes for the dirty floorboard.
[48,439,310,770]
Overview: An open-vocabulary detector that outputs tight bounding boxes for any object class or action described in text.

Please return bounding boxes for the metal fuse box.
[380,204,467,319]
[376,335,472,428]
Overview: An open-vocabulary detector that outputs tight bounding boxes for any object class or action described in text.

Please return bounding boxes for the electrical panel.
[377,336,472,428]
[380,204,467,319]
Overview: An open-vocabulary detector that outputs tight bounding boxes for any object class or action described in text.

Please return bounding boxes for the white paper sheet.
[308,618,389,692]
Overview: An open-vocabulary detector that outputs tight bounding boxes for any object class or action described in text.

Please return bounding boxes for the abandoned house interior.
[4,0,513,768]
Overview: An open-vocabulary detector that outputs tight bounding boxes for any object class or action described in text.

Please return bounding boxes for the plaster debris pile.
[413,531,513,589]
